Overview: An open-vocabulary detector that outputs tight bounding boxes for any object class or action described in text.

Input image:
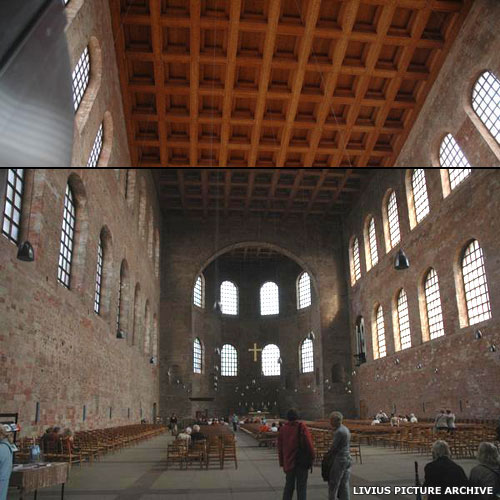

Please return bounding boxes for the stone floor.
[7,431,478,500]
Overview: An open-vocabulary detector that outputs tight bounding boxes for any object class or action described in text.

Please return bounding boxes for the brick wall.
[0,169,161,434]
[344,168,500,420]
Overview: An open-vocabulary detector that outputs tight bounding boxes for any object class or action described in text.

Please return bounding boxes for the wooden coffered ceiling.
[110,0,472,167]
[152,167,372,218]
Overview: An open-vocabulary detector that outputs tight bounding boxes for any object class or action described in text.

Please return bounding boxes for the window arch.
[439,135,472,190]
[350,237,361,285]
[365,216,378,270]
[152,314,158,358]
[472,70,500,144]
[262,344,280,376]
[72,46,90,112]
[117,260,130,336]
[297,271,311,309]
[461,240,492,325]
[221,344,238,376]
[132,283,141,346]
[94,236,103,314]
[138,177,147,238]
[193,338,203,374]
[194,274,205,308]
[411,169,430,224]
[385,191,401,250]
[87,123,103,168]
[373,305,386,359]
[220,280,238,315]
[154,228,160,278]
[260,281,279,315]
[396,289,411,350]
[58,183,76,288]
[2,169,24,244]
[144,300,151,354]
[299,337,314,373]
[423,268,445,340]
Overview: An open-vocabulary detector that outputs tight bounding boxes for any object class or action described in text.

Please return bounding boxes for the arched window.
[72,47,90,112]
[462,240,491,325]
[297,272,311,309]
[154,229,160,278]
[299,337,314,373]
[472,70,500,144]
[366,217,378,269]
[193,338,203,374]
[350,237,361,285]
[194,274,205,308]
[132,283,141,346]
[260,281,279,315]
[58,184,76,288]
[2,169,24,244]
[262,344,280,376]
[386,191,400,249]
[87,123,103,168]
[424,268,445,340]
[396,289,411,350]
[221,344,238,376]
[439,134,471,190]
[144,301,151,354]
[94,237,103,314]
[355,316,366,363]
[117,260,129,336]
[220,280,238,315]
[411,169,430,224]
[374,305,386,359]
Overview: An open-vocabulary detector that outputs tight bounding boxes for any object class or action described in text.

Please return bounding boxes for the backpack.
[295,423,314,470]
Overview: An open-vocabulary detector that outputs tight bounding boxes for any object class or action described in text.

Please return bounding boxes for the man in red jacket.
[278,408,315,500]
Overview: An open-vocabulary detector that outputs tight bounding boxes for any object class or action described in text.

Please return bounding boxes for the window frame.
[72,46,91,113]
[57,184,76,289]
[220,280,238,316]
[262,344,281,377]
[350,237,361,285]
[297,271,312,310]
[260,281,280,316]
[94,238,103,314]
[472,70,500,145]
[1,168,25,244]
[221,344,238,377]
[396,289,411,350]
[386,190,401,251]
[193,274,205,309]
[299,337,314,374]
[193,337,203,374]
[423,268,445,341]
[411,169,430,225]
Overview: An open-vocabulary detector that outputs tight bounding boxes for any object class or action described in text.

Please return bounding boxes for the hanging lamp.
[394,248,410,270]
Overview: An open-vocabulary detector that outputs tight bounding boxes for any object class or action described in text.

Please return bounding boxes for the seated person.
[409,413,418,423]
[191,425,205,443]
[376,410,389,423]
[259,423,270,433]
[177,427,192,444]
[270,423,278,432]
[371,416,381,426]
[390,413,399,427]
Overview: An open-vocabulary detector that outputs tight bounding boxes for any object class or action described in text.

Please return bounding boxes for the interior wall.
[159,215,355,421]
[344,169,500,420]
[0,169,160,434]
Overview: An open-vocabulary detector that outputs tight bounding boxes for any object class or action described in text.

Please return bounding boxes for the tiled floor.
[7,431,477,499]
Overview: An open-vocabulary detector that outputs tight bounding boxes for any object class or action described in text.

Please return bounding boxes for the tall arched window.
[132,283,141,346]
[374,305,386,359]
[58,184,76,288]
[366,217,378,269]
[424,268,445,340]
[350,237,361,285]
[194,274,205,308]
[2,169,24,244]
[117,260,129,336]
[462,240,492,325]
[297,272,311,309]
[386,191,400,249]
[411,169,430,224]
[472,70,500,144]
[72,47,90,112]
[193,338,203,374]
[260,281,279,315]
[144,300,151,354]
[94,237,103,314]
[299,337,314,373]
[439,135,471,190]
[396,289,411,350]
[87,123,103,168]
[220,280,238,315]
[262,344,280,376]
[221,344,238,376]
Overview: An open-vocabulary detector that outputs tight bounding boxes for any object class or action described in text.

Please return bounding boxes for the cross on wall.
[248,343,262,362]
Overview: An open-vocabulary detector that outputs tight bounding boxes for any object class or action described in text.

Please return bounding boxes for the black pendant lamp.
[394,248,410,270]
[17,241,35,261]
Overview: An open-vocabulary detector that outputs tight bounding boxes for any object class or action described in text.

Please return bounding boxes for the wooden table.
[10,462,68,499]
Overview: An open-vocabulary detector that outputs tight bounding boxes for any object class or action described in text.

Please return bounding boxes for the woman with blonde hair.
[0,425,14,500]
[469,442,500,500]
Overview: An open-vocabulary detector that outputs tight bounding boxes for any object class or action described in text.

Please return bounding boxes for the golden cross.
[248,343,262,362]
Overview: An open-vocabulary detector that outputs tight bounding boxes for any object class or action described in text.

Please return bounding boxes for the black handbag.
[321,449,334,482]
[295,423,314,470]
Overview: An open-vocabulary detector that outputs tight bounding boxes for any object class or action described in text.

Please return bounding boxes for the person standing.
[469,442,500,500]
[446,410,456,433]
[327,411,352,500]
[232,413,239,432]
[434,410,448,432]
[0,425,14,500]
[278,408,315,500]
[169,413,178,436]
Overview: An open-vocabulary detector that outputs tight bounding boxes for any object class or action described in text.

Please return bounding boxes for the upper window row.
[192,272,312,315]
[370,239,491,360]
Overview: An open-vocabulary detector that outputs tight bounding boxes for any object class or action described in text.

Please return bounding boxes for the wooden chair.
[222,435,237,469]
[350,442,362,464]
[206,436,223,469]
[186,440,206,469]
[167,442,187,470]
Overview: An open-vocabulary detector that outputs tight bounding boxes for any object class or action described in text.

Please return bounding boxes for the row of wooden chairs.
[166,434,238,470]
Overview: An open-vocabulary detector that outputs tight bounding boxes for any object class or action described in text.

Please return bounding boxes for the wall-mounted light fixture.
[394,249,410,270]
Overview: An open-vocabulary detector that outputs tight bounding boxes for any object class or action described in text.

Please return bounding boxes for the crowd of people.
[371,410,419,425]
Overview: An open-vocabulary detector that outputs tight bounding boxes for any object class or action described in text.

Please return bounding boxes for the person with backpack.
[277,408,315,500]
[322,411,352,500]
[469,442,500,500]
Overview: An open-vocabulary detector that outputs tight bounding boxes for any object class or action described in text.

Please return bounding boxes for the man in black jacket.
[424,440,469,500]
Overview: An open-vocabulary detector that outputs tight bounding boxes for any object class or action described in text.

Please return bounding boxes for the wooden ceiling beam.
[275,0,322,167]
[189,0,201,166]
